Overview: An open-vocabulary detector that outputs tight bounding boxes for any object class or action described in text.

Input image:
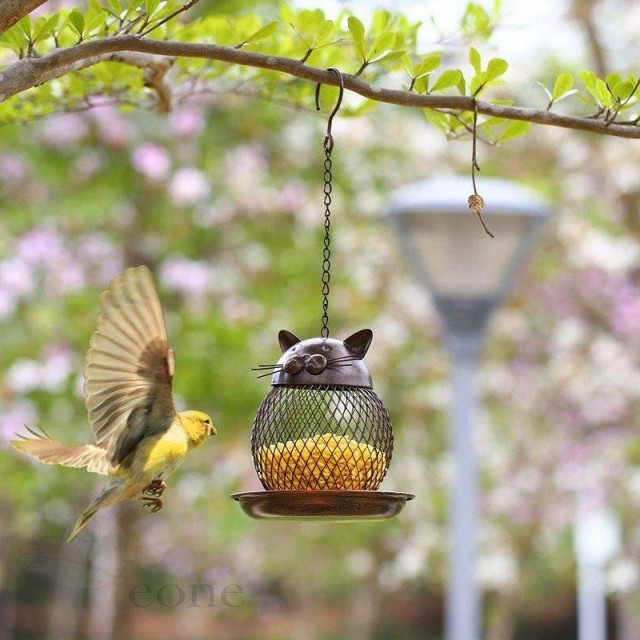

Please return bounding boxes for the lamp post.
[574,507,620,640]
[386,176,550,640]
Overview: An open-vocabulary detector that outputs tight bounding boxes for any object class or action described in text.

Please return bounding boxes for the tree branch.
[0,0,46,36]
[1,35,640,139]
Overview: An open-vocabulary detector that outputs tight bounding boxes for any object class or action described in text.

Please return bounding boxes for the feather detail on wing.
[10,427,112,475]
[84,266,176,465]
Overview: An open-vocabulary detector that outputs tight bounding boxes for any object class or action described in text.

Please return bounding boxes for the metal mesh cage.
[251,384,394,491]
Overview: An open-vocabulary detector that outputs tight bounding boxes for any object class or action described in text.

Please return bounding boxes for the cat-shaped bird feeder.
[232,329,414,520]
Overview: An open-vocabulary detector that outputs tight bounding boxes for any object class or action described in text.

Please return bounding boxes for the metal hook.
[315,67,344,153]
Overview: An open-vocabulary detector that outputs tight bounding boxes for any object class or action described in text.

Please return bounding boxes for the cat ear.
[343,329,373,359]
[278,329,301,353]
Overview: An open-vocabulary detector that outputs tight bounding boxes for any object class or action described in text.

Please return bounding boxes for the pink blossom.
[0,258,35,298]
[39,113,89,149]
[159,257,213,300]
[131,143,171,181]
[0,400,37,448]
[90,105,132,148]
[0,289,16,318]
[168,108,205,138]
[17,227,67,268]
[168,167,210,206]
[0,154,29,183]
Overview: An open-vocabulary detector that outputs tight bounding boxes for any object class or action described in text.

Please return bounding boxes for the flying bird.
[11,265,216,541]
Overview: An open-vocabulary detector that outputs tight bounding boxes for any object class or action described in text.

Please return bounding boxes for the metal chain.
[320,145,332,339]
[315,67,343,340]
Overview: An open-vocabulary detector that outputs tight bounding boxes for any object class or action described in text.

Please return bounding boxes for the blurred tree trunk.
[46,539,87,640]
[485,591,519,640]
[345,578,380,640]
[88,503,139,640]
[616,592,640,640]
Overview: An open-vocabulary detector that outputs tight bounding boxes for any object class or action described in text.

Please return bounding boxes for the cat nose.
[305,354,327,375]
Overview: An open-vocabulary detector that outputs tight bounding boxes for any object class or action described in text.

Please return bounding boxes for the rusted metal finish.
[231,490,414,520]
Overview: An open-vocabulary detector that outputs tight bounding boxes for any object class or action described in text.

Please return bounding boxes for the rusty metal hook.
[315,67,344,153]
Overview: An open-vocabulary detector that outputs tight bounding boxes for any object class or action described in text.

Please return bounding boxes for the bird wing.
[84,265,176,466]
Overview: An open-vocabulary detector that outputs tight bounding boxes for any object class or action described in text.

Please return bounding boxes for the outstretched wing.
[11,426,111,475]
[84,266,176,466]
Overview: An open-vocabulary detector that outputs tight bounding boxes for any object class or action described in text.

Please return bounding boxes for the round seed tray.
[231,490,414,521]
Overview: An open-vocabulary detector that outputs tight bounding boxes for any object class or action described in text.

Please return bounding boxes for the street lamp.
[574,507,621,640]
[385,176,550,640]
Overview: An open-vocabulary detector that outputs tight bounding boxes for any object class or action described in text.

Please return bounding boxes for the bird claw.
[143,479,166,497]
[141,497,163,513]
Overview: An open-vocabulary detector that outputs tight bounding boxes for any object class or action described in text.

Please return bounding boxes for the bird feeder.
[231,69,413,519]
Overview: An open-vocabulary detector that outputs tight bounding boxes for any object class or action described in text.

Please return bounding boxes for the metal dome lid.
[265,329,374,388]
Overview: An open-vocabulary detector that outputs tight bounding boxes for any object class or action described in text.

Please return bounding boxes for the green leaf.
[430,69,463,92]
[368,31,395,61]
[67,10,85,38]
[499,120,530,141]
[605,72,622,88]
[554,89,578,103]
[370,50,406,65]
[347,16,366,60]
[108,0,122,16]
[580,70,597,93]
[612,80,636,102]
[552,72,573,100]
[423,108,451,133]
[313,20,334,46]
[537,81,553,102]
[32,15,59,44]
[469,47,481,75]
[485,57,508,82]
[595,78,613,107]
[243,21,278,45]
[414,53,441,79]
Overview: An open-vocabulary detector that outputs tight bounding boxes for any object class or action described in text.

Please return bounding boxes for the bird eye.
[204,418,211,424]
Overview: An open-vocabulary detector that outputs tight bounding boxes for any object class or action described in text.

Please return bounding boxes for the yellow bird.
[11,265,216,541]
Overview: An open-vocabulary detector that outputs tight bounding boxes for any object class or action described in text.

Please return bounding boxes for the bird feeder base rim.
[230,490,414,521]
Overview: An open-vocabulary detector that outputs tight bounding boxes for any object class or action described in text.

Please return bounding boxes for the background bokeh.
[2,1,640,638]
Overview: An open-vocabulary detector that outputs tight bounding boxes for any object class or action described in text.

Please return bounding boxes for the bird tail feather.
[10,426,111,475]
[67,483,122,542]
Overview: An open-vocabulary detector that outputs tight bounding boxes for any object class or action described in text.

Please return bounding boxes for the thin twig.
[471,101,480,196]
[469,101,494,238]
[138,0,202,38]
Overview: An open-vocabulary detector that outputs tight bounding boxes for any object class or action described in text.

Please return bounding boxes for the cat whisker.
[327,355,358,364]
[256,370,282,379]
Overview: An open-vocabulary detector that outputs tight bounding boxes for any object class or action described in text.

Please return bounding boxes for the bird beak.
[210,424,217,436]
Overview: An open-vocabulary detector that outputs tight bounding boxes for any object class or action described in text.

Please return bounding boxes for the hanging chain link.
[320,145,333,338]
[315,67,344,340]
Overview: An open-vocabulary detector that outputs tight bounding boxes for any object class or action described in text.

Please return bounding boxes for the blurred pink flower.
[131,143,171,181]
[72,150,103,181]
[17,227,67,268]
[6,359,42,393]
[0,400,37,448]
[168,108,205,138]
[39,113,89,149]
[0,289,16,319]
[0,154,30,183]
[0,258,35,298]
[159,257,213,300]
[90,105,132,148]
[168,167,210,206]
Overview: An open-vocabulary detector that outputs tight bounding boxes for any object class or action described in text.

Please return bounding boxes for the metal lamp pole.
[386,177,550,640]
[574,508,621,640]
